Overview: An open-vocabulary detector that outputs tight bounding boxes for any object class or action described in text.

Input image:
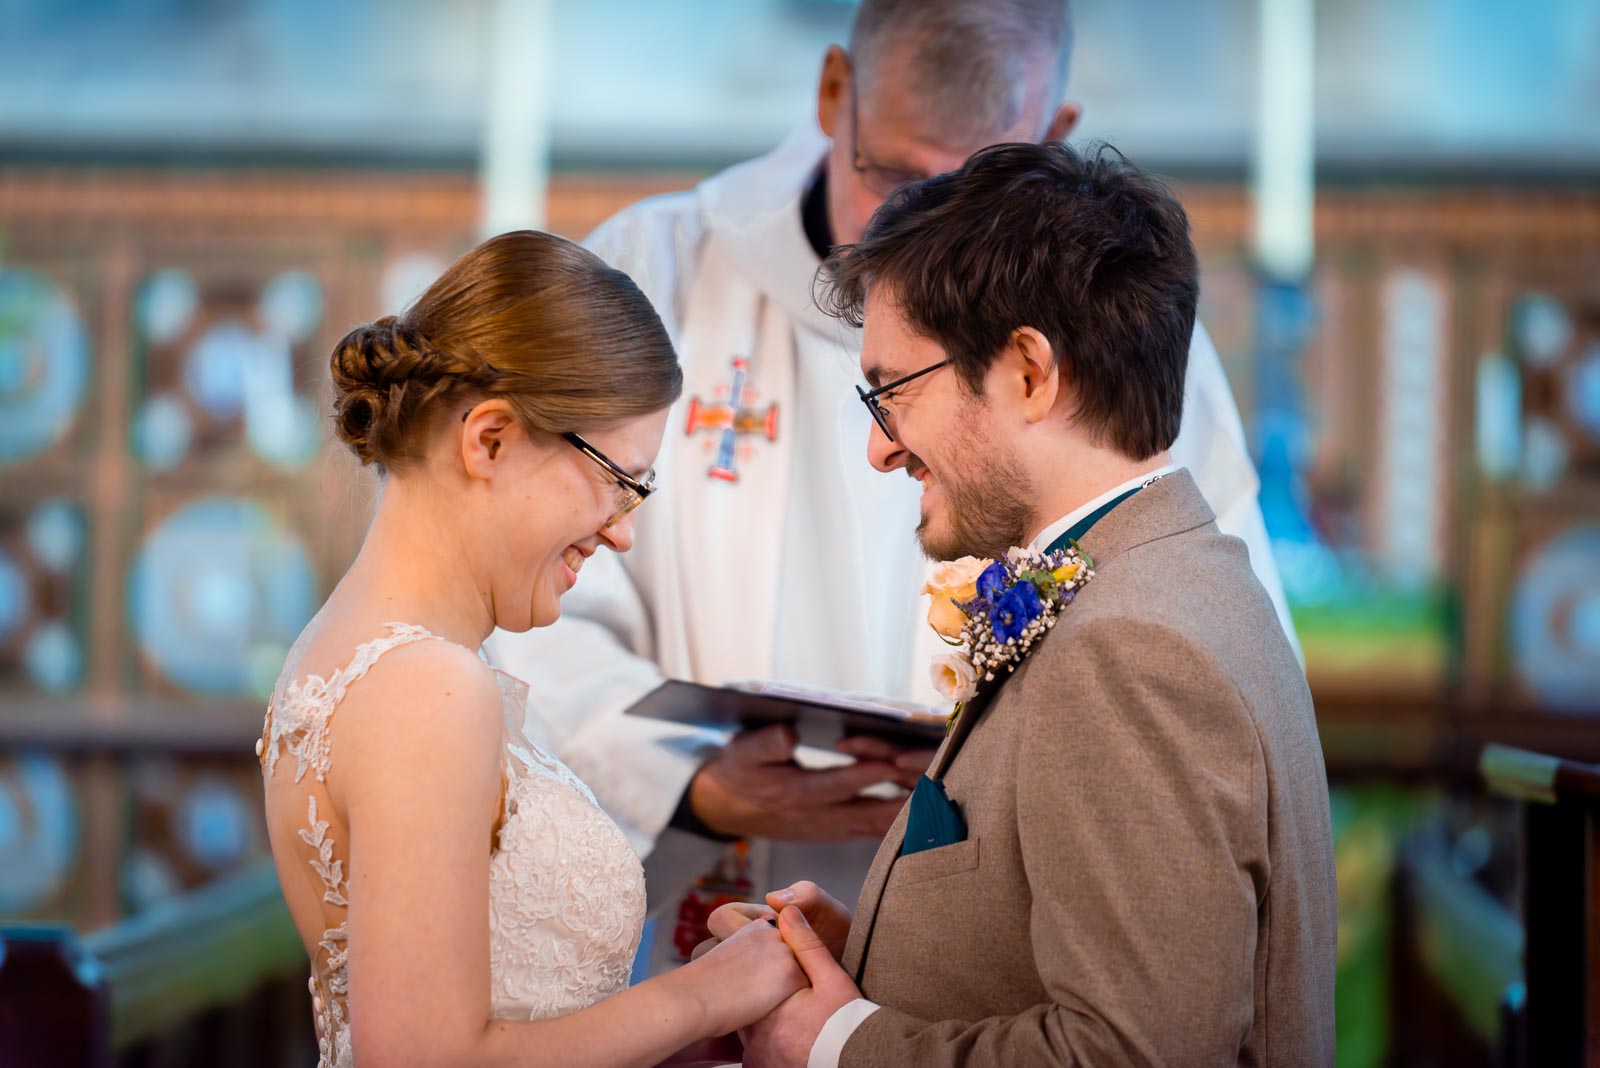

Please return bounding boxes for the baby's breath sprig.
[929,544,1095,731]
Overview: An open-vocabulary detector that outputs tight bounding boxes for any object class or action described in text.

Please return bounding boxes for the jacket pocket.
[886,836,981,888]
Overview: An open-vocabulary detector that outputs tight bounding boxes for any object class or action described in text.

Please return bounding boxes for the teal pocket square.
[900,774,967,857]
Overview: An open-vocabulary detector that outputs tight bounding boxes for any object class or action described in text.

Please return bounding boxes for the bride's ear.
[459,401,518,479]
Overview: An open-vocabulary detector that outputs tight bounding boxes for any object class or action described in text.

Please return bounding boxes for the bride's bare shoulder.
[325,636,507,799]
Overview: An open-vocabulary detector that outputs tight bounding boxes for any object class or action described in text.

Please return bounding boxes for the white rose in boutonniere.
[929,652,979,703]
[922,556,990,643]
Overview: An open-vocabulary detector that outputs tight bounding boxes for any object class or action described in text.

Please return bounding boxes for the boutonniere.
[921,545,1096,728]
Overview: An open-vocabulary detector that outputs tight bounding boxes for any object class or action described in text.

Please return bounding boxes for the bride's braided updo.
[330,317,501,467]
[330,230,681,472]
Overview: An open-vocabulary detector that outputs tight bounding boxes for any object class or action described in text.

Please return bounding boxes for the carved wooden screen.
[0,169,686,925]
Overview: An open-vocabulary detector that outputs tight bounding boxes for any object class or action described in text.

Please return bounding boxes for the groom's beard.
[911,422,1036,562]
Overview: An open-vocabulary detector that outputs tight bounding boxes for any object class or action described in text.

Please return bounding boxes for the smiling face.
[468,405,670,632]
[859,289,1037,561]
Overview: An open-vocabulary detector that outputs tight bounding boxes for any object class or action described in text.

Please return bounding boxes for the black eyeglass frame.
[457,403,655,526]
[561,431,657,527]
[854,360,949,443]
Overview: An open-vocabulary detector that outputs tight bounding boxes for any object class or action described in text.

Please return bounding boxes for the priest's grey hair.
[847,0,1074,143]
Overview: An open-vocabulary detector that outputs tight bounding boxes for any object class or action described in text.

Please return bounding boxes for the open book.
[624,678,949,749]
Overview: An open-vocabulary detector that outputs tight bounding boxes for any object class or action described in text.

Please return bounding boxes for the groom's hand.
[692,881,854,964]
[740,906,861,1068]
[766,881,851,961]
[688,725,907,842]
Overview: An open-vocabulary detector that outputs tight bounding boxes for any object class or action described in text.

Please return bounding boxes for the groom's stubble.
[911,398,1037,562]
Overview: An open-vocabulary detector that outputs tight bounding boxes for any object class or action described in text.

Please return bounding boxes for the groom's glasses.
[855,360,949,443]
[563,432,657,528]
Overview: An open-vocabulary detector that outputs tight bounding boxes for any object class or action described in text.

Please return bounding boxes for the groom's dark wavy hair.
[816,141,1197,461]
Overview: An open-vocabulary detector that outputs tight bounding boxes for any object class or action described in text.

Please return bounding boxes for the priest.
[487,0,1298,973]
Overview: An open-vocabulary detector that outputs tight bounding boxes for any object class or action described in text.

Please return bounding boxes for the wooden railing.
[1482,743,1600,1068]
[0,859,310,1067]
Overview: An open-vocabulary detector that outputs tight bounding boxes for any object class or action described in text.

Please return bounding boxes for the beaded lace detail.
[261,624,647,1068]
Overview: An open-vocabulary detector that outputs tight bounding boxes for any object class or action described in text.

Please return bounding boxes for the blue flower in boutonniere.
[921,544,1097,730]
[990,580,1043,643]
[975,560,1009,602]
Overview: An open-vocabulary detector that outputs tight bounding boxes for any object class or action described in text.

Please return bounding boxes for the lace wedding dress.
[258,623,648,1068]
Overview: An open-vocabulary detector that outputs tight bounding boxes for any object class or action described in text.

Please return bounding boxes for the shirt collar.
[1027,464,1179,554]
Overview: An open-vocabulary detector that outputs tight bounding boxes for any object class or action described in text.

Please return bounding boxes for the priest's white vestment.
[485,121,1298,972]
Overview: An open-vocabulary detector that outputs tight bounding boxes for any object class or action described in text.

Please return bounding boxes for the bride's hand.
[687,901,777,962]
[677,915,808,1036]
[766,881,852,961]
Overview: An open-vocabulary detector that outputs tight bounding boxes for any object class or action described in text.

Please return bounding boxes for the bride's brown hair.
[330,230,681,471]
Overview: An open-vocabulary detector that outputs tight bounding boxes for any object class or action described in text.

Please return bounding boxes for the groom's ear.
[458,401,519,480]
[1009,326,1062,426]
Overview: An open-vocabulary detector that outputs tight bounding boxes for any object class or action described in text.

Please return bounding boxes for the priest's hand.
[739,906,862,1068]
[688,725,907,842]
[834,734,938,780]
[766,881,851,961]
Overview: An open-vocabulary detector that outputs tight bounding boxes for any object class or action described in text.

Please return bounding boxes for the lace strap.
[262,622,447,784]
[325,622,445,706]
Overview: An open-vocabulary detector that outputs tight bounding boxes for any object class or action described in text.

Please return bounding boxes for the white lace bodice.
[259,623,647,1068]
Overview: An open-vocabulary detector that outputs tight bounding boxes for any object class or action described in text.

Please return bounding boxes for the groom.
[723,142,1337,1066]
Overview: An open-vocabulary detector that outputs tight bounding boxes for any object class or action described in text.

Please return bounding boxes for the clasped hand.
[691,881,862,1068]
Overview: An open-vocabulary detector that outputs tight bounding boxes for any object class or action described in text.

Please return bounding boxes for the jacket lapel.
[1070,469,1216,572]
[842,800,906,980]
[928,682,999,781]
[842,681,1002,981]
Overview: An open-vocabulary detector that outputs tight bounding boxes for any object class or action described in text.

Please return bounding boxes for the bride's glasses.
[562,432,657,528]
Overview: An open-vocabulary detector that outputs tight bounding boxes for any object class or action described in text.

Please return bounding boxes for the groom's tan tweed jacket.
[839,471,1336,1067]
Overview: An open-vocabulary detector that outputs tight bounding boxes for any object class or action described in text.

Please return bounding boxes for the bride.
[258,230,804,1067]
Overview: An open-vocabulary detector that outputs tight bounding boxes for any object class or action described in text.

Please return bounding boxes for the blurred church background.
[0,1,1597,1065]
